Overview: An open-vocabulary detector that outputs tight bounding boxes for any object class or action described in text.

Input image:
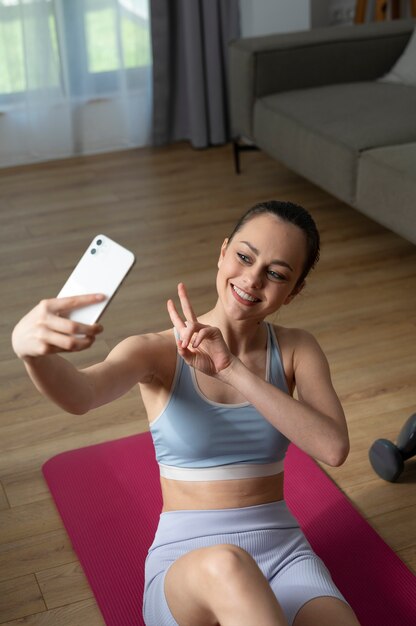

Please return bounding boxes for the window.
[0,0,152,166]
[0,0,60,102]
[0,0,152,105]
[86,0,151,72]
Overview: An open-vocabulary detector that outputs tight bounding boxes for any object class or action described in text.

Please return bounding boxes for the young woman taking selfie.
[12,201,360,626]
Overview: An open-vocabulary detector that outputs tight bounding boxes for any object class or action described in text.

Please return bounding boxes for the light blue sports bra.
[149,323,291,481]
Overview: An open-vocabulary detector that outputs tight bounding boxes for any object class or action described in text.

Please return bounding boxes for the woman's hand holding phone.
[12,294,105,360]
[12,234,135,361]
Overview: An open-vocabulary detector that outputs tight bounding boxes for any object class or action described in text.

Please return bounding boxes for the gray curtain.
[150,0,240,148]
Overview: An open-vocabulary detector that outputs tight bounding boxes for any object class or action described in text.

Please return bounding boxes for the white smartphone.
[57,234,135,325]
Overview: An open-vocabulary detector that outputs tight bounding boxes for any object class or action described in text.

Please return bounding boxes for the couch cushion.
[357,143,416,245]
[254,82,416,205]
[380,27,416,86]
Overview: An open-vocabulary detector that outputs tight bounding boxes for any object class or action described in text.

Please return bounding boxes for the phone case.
[57,235,135,325]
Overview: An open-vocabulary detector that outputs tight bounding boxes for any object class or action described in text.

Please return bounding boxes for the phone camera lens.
[96,239,102,246]
[91,248,97,255]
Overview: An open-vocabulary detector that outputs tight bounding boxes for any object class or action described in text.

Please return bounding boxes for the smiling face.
[216,214,307,322]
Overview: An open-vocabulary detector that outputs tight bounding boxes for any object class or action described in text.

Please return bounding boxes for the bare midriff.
[161,472,285,512]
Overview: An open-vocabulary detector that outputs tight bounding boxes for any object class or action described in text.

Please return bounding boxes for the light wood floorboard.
[0,143,415,623]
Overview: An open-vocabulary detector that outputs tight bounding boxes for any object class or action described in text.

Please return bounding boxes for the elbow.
[327,439,350,467]
[63,378,95,415]
[63,403,90,415]
[68,405,90,416]
[59,395,92,415]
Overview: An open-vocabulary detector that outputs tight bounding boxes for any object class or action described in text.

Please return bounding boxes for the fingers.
[49,293,106,315]
[18,297,105,358]
[167,298,186,332]
[167,283,197,340]
[32,309,102,357]
[190,326,213,349]
[177,283,197,323]
[38,328,97,354]
[14,295,105,360]
[167,297,199,350]
[45,311,103,338]
[37,298,103,337]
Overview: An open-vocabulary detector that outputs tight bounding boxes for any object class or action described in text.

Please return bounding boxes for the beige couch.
[229,19,416,245]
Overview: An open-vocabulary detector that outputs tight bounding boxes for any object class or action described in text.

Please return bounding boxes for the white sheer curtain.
[0,0,152,167]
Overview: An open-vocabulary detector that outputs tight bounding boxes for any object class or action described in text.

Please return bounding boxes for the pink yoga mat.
[43,432,416,626]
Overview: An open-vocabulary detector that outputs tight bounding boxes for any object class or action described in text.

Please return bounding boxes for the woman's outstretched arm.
[12,294,162,415]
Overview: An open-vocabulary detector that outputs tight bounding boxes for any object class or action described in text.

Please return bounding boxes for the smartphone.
[57,235,135,325]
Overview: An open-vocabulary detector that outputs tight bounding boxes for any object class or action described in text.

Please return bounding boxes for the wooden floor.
[0,143,415,624]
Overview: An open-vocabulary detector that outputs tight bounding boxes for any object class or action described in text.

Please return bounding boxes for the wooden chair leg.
[232,140,241,175]
[411,0,416,18]
[232,139,259,175]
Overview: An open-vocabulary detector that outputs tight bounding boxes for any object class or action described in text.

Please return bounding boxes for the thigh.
[146,542,276,626]
[270,553,349,626]
[143,521,241,626]
[144,543,243,626]
[163,546,220,626]
[143,545,217,626]
[164,542,290,626]
[293,596,360,626]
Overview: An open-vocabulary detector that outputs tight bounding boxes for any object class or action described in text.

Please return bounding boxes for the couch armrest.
[229,18,415,140]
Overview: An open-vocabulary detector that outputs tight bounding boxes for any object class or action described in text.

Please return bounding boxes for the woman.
[12,201,360,626]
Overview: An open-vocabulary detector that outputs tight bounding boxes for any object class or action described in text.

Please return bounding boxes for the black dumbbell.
[369,413,416,482]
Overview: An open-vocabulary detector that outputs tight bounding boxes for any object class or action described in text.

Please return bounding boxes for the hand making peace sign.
[167,283,234,378]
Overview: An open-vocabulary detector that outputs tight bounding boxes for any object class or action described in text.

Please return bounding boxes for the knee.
[201,544,255,584]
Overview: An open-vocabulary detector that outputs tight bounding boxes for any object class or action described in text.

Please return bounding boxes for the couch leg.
[232,138,259,174]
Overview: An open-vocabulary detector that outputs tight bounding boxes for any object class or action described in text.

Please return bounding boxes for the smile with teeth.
[232,284,260,303]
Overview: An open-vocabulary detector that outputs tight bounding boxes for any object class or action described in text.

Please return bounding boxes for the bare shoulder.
[272,324,319,351]
[272,324,328,372]
[272,324,341,410]
[276,325,346,435]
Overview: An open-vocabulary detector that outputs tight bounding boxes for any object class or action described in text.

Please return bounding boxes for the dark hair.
[228,200,320,288]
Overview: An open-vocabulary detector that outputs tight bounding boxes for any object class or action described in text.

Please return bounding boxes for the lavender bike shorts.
[143,500,348,625]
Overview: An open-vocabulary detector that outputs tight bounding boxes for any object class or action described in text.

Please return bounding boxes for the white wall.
[240,0,310,37]
[239,0,331,37]
[239,0,392,37]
